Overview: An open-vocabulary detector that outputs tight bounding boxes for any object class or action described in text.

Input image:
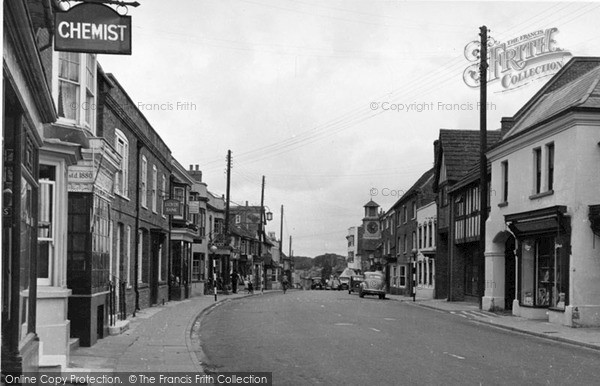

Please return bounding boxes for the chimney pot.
[195,164,199,171]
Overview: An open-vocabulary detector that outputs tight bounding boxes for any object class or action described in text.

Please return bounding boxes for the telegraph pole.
[479,25,488,310]
[259,176,265,294]
[224,150,232,290]
[279,205,284,282]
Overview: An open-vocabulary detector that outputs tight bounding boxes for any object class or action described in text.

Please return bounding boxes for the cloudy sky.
[97,0,600,257]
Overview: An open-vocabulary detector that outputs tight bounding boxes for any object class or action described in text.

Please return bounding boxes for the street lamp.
[211,244,218,302]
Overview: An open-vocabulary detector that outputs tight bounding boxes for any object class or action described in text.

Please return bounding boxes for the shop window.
[521,236,568,309]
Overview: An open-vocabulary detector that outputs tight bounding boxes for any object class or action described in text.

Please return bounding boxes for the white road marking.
[384,318,396,321]
[370,328,380,332]
[443,352,465,360]
[334,323,353,326]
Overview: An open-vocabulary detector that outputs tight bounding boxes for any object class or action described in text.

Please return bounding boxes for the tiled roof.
[510,66,600,134]
[229,224,256,239]
[390,168,435,210]
[438,129,503,184]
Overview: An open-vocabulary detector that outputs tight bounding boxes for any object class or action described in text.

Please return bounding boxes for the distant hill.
[292,255,313,270]
[291,253,347,280]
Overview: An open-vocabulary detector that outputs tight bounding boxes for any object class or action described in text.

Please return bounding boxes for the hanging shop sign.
[55,3,132,55]
[164,199,181,216]
[189,201,199,214]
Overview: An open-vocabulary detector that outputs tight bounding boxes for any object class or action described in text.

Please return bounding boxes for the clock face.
[367,221,378,234]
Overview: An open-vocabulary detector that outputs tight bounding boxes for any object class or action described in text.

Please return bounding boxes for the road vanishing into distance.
[200,290,599,385]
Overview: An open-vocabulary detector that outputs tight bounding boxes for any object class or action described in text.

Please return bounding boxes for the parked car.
[311,277,324,290]
[348,275,364,294]
[339,276,350,291]
[359,271,386,299]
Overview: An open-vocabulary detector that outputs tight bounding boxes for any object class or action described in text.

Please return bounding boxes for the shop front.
[506,206,571,321]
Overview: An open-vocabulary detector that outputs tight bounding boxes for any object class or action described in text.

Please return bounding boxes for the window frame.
[546,142,554,192]
[152,165,158,213]
[114,129,129,198]
[501,160,509,203]
[533,147,542,194]
[141,155,148,208]
[38,175,56,286]
[54,52,97,134]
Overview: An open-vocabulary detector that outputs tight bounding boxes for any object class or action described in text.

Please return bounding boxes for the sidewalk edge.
[186,294,256,373]
[408,301,600,352]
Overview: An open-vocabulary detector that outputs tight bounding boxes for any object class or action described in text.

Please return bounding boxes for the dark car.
[339,276,350,291]
[359,271,386,299]
[348,275,364,294]
[311,277,324,290]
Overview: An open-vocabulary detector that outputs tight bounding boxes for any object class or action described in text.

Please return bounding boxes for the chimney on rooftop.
[500,117,515,137]
[188,164,202,182]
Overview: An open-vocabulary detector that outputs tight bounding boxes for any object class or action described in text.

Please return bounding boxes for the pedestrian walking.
[282,275,289,294]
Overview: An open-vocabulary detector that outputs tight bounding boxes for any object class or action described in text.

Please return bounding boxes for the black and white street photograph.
[2,1,600,385]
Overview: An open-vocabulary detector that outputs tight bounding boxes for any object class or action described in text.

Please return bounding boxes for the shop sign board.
[55,3,132,55]
[164,199,181,216]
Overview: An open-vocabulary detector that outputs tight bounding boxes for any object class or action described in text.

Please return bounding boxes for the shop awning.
[505,205,570,237]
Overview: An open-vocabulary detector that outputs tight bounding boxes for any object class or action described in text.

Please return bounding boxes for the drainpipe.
[133,142,143,315]
[505,223,518,303]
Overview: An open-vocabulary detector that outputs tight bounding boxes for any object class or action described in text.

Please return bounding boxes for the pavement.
[386,293,600,352]
[66,289,600,374]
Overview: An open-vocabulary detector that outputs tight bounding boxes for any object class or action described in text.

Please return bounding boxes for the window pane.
[58,81,80,120]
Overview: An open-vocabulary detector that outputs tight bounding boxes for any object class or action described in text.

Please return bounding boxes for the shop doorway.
[504,236,516,310]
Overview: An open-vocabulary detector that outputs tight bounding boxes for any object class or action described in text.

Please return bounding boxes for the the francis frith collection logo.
[463,28,572,92]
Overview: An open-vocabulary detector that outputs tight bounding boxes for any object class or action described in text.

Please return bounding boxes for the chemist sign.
[55,3,132,55]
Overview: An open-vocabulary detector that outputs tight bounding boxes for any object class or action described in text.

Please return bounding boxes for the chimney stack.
[500,117,515,137]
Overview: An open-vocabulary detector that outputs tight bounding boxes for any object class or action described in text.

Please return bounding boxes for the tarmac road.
[200,290,600,385]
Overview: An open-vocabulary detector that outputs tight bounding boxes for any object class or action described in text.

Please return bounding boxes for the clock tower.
[362,200,381,239]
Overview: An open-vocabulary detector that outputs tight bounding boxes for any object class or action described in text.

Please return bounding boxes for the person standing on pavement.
[231,271,238,294]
